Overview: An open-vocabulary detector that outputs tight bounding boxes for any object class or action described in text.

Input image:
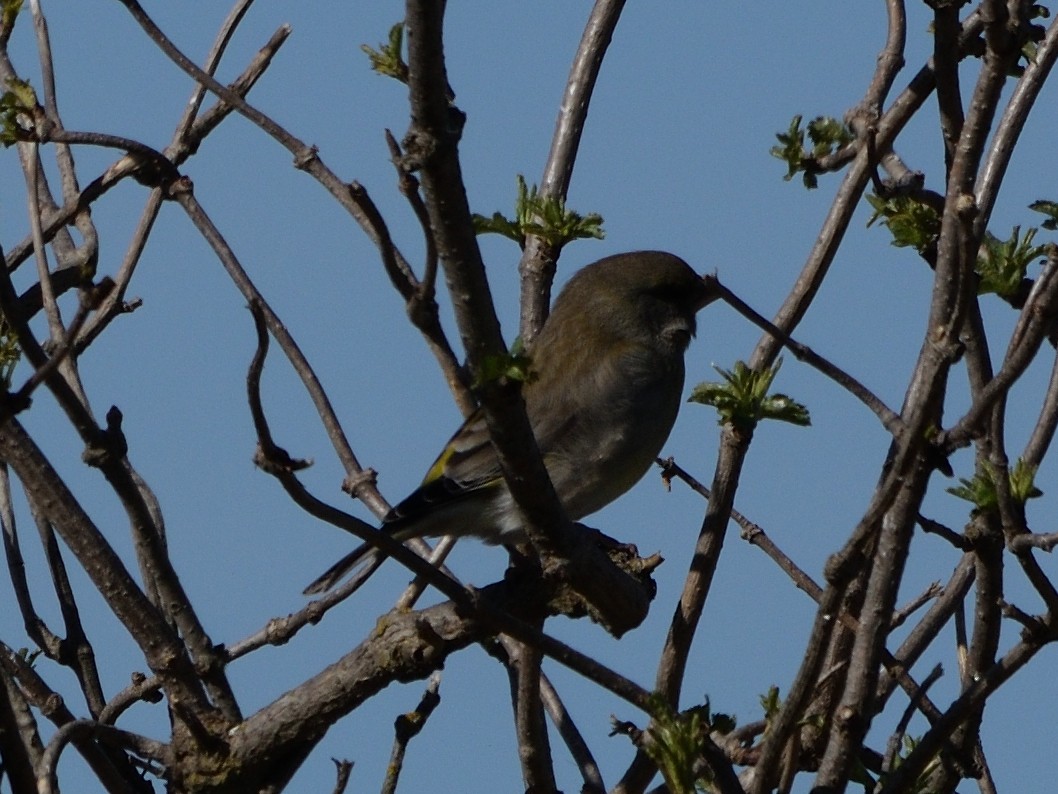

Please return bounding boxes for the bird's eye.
[661,318,694,350]
[669,328,691,346]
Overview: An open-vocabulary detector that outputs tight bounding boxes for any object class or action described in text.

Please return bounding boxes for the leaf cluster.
[865,194,940,257]
[947,459,1043,515]
[361,22,408,84]
[472,174,604,250]
[770,114,854,189]
[0,76,36,146]
[1030,198,1058,230]
[690,359,811,431]
[644,696,737,794]
[1009,5,1051,77]
[869,736,944,794]
[975,226,1047,298]
[472,337,536,390]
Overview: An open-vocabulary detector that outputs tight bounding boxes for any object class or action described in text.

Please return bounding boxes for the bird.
[304,250,714,595]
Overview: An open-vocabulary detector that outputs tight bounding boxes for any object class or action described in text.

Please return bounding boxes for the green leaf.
[641,694,735,794]
[0,76,36,148]
[472,174,604,250]
[947,459,1043,515]
[759,686,782,720]
[770,114,807,184]
[1009,459,1045,504]
[770,114,852,189]
[361,22,408,83]
[0,77,36,147]
[976,226,1047,298]
[806,115,854,157]
[865,194,941,257]
[1029,199,1058,231]
[689,359,811,431]
[872,735,945,794]
[472,345,536,390]
[471,212,522,242]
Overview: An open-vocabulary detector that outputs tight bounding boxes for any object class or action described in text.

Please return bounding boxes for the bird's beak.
[694,274,722,311]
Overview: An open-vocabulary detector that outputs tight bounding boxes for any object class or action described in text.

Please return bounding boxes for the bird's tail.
[302,542,379,595]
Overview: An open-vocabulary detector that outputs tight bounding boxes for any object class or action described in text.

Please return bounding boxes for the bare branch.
[381,675,441,794]
[37,719,171,794]
[706,274,904,436]
[508,637,558,793]
[975,14,1058,234]
[174,189,387,513]
[517,0,628,343]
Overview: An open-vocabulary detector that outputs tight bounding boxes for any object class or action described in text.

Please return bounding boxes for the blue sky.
[2,2,1057,792]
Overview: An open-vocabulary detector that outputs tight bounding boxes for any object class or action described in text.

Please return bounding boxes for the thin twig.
[517,0,628,343]
[37,719,171,794]
[662,457,967,732]
[1008,531,1058,554]
[706,274,904,437]
[381,675,441,794]
[173,189,387,514]
[330,758,354,794]
[881,664,942,774]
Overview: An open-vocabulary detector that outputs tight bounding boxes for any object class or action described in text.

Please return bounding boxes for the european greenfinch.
[305,251,713,594]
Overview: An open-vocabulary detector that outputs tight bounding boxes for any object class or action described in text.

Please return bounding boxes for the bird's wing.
[383,407,504,526]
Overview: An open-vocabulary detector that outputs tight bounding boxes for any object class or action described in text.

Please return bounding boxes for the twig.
[509,634,558,793]
[347,170,473,417]
[0,462,64,659]
[330,758,354,794]
[1008,531,1058,554]
[890,581,943,631]
[173,189,388,515]
[975,13,1058,237]
[881,664,942,774]
[0,418,222,725]
[486,635,606,793]
[537,665,605,793]
[931,0,965,174]
[383,130,433,290]
[22,141,65,341]
[114,0,435,347]
[660,458,970,779]
[80,9,291,351]
[170,0,258,145]
[0,660,40,794]
[404,0,638,616]
[381,675,441,794]
[1,639,150,792]
[14,281,111,405]
[220,540,456,665]
[29,0,98,273]
[28,498,107,716]
[705,274,904,437]
[917,514,969,550]
[879,633,1056,794]
[0,247,226,727]
[998,599,1044,633]
[1022,351,1058,467]
[940,249,1058,453]
[37,719,171,794]
[517,0,628,343]
[653,428,744,705]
